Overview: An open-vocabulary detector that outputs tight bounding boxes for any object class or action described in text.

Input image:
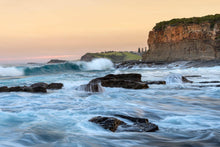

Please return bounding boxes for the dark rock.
[79,83,104,92]
[184,75,202,78]
[47,59,67,64]
[199,81,220,84]
[119,122,159,132]
[101,80,149,89]
[182,76,193,83]
[0,82,63,93]
[47,83,63,89]
[196,84,220,88]
[30,82,48,93]
[89,116,125,132]
[90,74,142,84]
[31,82,48,89]
[145,81,166,85]
[0,86,9,92]
[85,74,148,90]
[32,86,47,93]
[8,86,23,92]
[89,115,159,133]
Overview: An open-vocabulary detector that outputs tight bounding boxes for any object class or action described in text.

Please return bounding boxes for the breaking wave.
[0,66,24,77]
[0,58,114,77]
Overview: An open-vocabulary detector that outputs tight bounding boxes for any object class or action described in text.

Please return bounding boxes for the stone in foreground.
[89,115,159,132]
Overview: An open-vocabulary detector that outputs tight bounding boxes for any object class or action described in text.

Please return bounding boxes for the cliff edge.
[142,14,220,62]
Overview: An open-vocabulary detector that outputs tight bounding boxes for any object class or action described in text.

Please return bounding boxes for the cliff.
[143,14,220,62]
[81,51,141,63]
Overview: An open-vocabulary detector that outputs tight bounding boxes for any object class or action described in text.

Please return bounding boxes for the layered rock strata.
[143,15,220,62]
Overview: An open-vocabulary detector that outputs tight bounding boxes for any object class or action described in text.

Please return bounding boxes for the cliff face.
[143,22,220,62]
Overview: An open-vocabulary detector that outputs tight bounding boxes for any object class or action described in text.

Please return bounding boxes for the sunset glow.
[0,0,219,63]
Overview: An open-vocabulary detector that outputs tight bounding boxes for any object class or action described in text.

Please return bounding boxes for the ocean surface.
[0,58,219,147]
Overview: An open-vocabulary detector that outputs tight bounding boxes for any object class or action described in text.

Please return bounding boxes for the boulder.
[89,115,159,133]
[47,83,63,89]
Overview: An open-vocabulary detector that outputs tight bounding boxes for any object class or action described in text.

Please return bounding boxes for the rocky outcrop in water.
[0,82,63,93]
[89,115,159,132]
[79,74,149,92]
[143,14,220,62]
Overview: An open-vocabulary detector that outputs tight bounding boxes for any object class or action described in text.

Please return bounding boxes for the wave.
[0,66,24,77]
[24,58,114,76]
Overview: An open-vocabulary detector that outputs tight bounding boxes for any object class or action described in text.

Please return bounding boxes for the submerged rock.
[89,115,159,133]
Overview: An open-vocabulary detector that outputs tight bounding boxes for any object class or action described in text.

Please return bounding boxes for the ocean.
[0,58,219,147]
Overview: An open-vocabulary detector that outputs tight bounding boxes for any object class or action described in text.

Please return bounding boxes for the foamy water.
[0,59,219,147]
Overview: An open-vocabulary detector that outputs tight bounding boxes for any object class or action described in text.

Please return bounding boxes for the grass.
[83,51,141,63]
[153,14,220,31]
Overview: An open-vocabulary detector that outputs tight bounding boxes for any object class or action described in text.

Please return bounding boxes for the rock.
[8,86,24,92]
[89,116,125,132]
[30,82,48,93]
[0,82,64,93]
[47,83,63,89]
[79,83,104,92]
[142,14,220,62]
[87,74,148,90]
[101,80,149,89]
[89,115,159,133]
[145,81,166,85]
[199,81,220,83]
[0,86,9,92]
[182,76,193,83]
[47,59,67,64]
[90,74,142,84]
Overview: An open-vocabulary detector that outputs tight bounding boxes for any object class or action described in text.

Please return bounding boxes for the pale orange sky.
[0,0,219,63]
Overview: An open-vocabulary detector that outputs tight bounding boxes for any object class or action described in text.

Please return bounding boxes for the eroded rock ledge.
[0,82,63,93]
[79,74,149,92]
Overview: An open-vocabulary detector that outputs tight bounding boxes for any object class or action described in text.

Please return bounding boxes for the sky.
[0,0,219,64]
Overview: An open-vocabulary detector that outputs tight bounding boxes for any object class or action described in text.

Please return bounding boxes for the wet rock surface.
[89,115,159,132]
[0,82,63,93]
[79,74,149,92]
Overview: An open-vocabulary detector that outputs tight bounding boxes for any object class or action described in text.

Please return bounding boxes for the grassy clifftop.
[80,51,141,63]
[154,14,220,31]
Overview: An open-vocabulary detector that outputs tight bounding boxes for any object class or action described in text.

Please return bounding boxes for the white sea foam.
[83,58,114,70]
[0,66,23,77]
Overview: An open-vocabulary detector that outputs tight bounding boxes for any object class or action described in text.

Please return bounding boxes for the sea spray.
[0,66,23,77]
[83,58,114,71]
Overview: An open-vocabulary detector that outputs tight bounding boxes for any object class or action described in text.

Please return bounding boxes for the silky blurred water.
[0,60,219,147]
